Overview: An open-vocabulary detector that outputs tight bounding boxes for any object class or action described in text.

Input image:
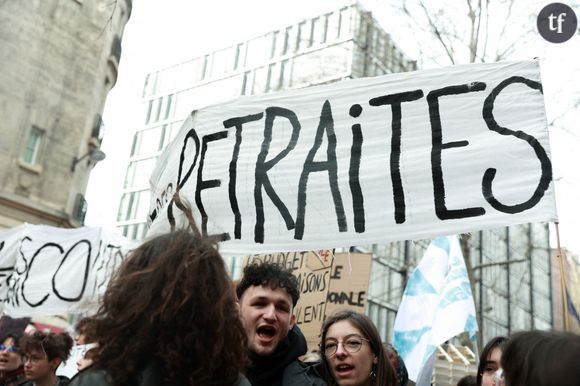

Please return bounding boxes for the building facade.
[116,3,417,239]
[0,0,131,229]
[116,2,554,350]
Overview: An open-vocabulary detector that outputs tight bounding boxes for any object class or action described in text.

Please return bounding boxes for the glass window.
[22,127,43,165]
[311,16,326,45]
[164,94,174,120]
[270,31,278,59]
[283,26,295,55]
[153,97,163,123]
[211,46,235,77]
[117,190,151,222]
[252,66,269,94]
[297,21,310,51]
[201,54,210,80]
[339,7,351,38]
[144,99,153,124]
[124,158,158,189]
[234,43,244,70]
[245,35,270,68]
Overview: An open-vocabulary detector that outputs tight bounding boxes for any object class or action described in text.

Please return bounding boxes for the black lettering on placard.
[93,242,126,294]
[482,76,552,213]
[295,301,326,325]
[254,107,300,243]
[150,183,174,223]
[196,131,230,241]
[369,90,424,224]
[223,113,265,239]
[0,236,130,310]
[348,104,365,233]
[427,82,487,220]
[246,251,307,270]
[21,243,63,307]
[330,264,343,279]
[295,270,330,294]
[167,128,201,229]
[327,290,366,307]
[52,240,91,302]
[295,100,346,240]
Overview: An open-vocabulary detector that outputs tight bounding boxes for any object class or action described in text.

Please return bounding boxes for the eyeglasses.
[0,344,18,353]
[322,335,370,357]
[24,354,46,364]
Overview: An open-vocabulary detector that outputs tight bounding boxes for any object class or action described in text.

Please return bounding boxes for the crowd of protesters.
[1,223,579,386]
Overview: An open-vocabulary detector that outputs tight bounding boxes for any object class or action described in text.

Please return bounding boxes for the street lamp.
[71,148,106,172]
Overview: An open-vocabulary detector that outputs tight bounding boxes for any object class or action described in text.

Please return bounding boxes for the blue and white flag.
[393,235,478,383]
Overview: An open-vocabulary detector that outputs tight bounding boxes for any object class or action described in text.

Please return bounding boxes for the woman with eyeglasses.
[68,228,250,386]
[320,310,396,386]
[20,331,73,386]
[0,328,27,386]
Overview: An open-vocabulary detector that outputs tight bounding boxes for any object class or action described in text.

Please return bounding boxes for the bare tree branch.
[416,0,456,64]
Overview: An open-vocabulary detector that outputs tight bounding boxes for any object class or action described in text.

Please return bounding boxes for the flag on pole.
[393,235,478,384]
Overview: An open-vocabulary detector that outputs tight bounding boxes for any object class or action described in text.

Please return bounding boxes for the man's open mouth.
[256,325,277,340]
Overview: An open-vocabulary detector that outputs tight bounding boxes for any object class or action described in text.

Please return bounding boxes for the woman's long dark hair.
[476,336,507,386]
[501,330,580,386]
[91,229,247,386]
[320,310,396,386]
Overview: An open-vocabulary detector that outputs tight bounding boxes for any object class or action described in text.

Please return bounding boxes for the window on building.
[270,31,278,59]
[144,99,154,124]
[339,7,351,38]
[22,126,44,165]
[234,43,244,70]
[164,94,174,120]
[124,158,158,189]
[117,190,151,222]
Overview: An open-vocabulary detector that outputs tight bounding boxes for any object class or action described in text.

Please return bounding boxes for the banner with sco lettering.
[0,224,137,317]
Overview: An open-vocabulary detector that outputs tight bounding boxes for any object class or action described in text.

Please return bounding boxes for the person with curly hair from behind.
[68,229,250,386]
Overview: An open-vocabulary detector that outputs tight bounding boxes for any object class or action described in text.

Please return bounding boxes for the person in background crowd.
[0,319,28,386]
[236,261,325,386]
[319,310,396,386]
[501,330,580,386]
[457,374,477,386]
[476,336,507,386]
[384,343,408,386]
[20,331,73,386]
[69,228,250,386]
[73,318,96,347]
[75,348,96,373]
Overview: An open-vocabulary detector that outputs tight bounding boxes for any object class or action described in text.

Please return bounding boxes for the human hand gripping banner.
[146,60,557,254]
[392,235,478,383]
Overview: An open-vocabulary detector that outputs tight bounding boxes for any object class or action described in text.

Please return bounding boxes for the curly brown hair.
[91,229,247,386]
[20,331,73,362]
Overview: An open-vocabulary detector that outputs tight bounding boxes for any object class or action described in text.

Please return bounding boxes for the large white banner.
[0,224,136,317]
[147,60,557,255]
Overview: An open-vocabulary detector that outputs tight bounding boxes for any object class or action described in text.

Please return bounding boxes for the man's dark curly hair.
[236,261,300,306]
[20,331,73,362]
[89,229,247,386]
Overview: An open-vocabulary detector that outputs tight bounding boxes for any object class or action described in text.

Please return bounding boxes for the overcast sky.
[84,0,580,255]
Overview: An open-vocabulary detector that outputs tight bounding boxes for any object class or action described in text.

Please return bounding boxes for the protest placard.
[325,252,372,317]
[0,224,136,317]
[147,60,557,255]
